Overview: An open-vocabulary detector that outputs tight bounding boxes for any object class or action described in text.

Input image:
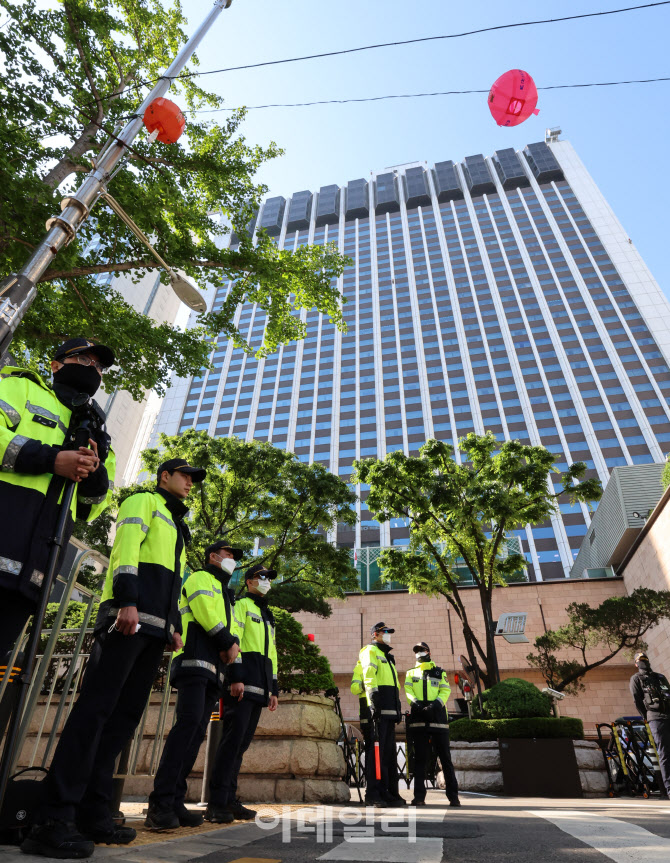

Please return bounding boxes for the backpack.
[641,672,670,715]
[0,767,48,845]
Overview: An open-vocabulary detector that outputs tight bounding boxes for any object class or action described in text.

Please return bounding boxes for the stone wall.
[437,740,608,797]
[294,578,637,734]
[237,693,349,804]
[19,693,349,804]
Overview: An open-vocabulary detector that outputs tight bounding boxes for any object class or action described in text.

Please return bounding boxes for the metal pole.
[0,0,232,359]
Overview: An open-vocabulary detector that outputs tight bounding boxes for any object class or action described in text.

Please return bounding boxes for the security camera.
[542,687,566,701]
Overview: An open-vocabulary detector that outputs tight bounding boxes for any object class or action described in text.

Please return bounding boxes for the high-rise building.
[152,133,670,581]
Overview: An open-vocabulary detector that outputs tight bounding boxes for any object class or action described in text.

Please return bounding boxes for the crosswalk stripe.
[318,836,443,862]
[529,809,670,863]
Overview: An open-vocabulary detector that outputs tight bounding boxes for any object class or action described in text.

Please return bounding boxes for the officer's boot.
[174,803,204,827]
[228,798,256,820]
[21,820,95,859]
[144,802,180,831]
[204,803,234,824]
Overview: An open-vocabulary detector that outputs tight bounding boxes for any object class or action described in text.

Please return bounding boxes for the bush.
[472,677,552,719]
[272,607,335,695]
[450,717,584,742]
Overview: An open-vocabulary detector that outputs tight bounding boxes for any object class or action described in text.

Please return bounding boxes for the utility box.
[499,738,582,797]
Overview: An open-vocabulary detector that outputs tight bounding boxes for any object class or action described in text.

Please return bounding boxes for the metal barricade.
[0,539,177,789]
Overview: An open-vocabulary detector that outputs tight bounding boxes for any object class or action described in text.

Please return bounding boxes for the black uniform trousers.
[648,717,670,795]
[364,716,399,800]
[150,678,219,811]
[411,728,459,802]
[0,588,36,661]
[40,628,165,827]
[209,697,263,807]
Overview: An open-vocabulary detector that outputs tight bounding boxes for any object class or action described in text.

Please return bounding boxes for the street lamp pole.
[0,0,232,359]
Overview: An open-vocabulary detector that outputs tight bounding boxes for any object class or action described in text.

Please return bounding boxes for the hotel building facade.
[153,134,670,584]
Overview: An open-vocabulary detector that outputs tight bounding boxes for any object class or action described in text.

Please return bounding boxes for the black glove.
[370,691,382,714]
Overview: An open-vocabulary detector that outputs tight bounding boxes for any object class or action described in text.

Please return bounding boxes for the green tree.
[660,457,670,489]
[0,0,348,399]
[527,588,670,695]
[272,608,335,694]
[353,432,602,688]
[120,430,360,611]
[471,677,551,719]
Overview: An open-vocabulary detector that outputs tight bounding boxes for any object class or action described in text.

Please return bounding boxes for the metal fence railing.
[0,539,176,788]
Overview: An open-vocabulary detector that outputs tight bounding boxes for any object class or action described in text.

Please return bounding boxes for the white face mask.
[382,632,392,645]
[218,557,237,575]
[255,579,271,595]
[415,652,428,661]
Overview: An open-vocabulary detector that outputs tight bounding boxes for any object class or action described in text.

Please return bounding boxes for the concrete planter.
[237,693,350,804]
[437,740,608,797]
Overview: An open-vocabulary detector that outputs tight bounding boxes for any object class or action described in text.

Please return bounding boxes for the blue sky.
[182,0,670,296]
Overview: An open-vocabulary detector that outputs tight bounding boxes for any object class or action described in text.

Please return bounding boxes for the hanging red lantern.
[488,69,540,127]
[143,97,186,144]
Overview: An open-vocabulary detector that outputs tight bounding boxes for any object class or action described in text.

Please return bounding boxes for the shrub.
[450,717,584,742]
[272,607,335,695]
[472,676,552,719]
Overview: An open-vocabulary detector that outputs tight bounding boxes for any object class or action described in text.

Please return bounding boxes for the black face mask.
[638,660,651,673]
[53,363,101,397]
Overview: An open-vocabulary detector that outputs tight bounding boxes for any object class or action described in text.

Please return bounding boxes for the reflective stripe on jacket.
[226,593,278,705]
[171,565,242,689]
[405,661,450,732]
[359,641,401,718]
[351,659,371,725]
[97,490,186,642]
[0,366,114,602]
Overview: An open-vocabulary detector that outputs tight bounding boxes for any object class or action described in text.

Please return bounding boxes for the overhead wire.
[182,75,670,113]
[173,2,670,82]
[5,1,670,133]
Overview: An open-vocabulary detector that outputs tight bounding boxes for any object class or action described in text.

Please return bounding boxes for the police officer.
[23,458,205,859]
[405,641,459,807]
[359,621,404,807]
[0,338,115,660]
[207,563,279,823]
[351,658,372,801]
[630,650,670,797]
[351,658,371,748]
[145,541,244,831]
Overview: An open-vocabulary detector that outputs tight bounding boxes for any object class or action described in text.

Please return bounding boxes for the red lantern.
[143,97,186,144]
[307,633,315,642]
[488,69,539,127]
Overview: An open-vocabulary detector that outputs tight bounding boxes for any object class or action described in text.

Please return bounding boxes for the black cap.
[634,651,649,663]
[205,541,244,562]
[413,641,430,654]
[244,562,278,582]
[53,338,115,369]
[370,621,395,635]
[157,458,206,483]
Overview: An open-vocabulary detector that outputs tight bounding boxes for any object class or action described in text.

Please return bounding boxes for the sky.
[178,0,670,295]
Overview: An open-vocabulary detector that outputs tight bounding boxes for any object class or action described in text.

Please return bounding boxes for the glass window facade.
[160,142,670,583]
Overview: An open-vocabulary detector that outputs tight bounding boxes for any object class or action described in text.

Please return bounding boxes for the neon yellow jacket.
[226,593,278,705]
[405,660,450,732]
[171,565,243,689]
[0,366,114,602]
[359,641,401,718]
[351,659,371,725]
[98,489,187,642]
[351,660,365,696]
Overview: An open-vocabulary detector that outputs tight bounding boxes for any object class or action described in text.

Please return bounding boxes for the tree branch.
[37,258,244,283]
